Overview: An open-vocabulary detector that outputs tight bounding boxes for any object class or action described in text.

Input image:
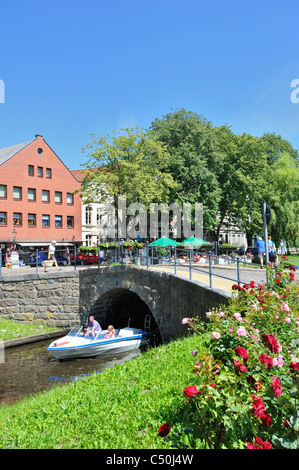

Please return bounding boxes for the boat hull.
[47,328,144,360]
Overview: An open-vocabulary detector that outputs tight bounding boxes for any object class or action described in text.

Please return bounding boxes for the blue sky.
[1,0,299,169]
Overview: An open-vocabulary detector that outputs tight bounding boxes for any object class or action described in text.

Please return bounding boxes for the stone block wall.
[0,271,80,328]
[0,266,230,340]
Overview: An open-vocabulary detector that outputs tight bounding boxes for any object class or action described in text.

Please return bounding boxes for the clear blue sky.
[1,0,299,169]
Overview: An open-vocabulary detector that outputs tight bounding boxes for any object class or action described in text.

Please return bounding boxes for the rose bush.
[174,264,299,449]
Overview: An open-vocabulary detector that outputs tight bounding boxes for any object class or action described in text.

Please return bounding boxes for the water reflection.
[0,339,140,406]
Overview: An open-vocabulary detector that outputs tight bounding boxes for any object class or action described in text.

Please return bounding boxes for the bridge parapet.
[0,266,230,341]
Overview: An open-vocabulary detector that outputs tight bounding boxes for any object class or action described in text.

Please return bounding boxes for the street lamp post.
[12,228,17,249]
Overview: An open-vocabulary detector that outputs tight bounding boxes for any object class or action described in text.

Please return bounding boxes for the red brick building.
[0,135,82,246]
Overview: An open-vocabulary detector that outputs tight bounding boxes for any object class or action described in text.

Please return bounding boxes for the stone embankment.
[0,271,79,328]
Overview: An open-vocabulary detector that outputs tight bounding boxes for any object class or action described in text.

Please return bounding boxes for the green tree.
[267,152,299,247]
[260,132,299,164]
[80,127,175,208]
[224,133,270,244]
[150,108,222,230]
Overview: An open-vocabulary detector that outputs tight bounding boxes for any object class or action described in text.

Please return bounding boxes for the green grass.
[284,255,299,265]
[0,318,58,341]
[0,334,207,449]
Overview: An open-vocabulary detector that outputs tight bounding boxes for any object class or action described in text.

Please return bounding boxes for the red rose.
[247,437,273,449]
[276,278,281,285]
[261,411,272,426]
[249,280,255,288]
[259,353,273,369]
[183,385,202,397]
[251,395,266,418]
[233,360,247,374]
[289,362,299,374]
[290,265,296,271]
[158,423,171,437]
[262,440,273,449]
[271,376,282,398]
[234,346,249,362]
[262,334,279,353]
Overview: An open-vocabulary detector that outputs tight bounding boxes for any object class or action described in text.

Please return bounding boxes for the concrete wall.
[0,266,230,341]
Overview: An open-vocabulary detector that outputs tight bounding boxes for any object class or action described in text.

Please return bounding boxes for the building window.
[28,214,36,227]
[0,185,7,199]
[28,165,34,176]
[67,193,73,204]
[28,188,36,201]
[55,215,62,227]
[42,190,50,202]
[86,235,92,247]
[67,216,74,228]
[0,212,7,225]
[42,214,50,227]
[46,168,52,178]
[37,166,43,177]
[85,206,92,225]
[13,186,22,200]
[55,191,62,203]
[13,213,22,226]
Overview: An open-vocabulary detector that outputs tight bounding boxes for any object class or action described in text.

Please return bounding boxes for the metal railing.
[0,243,272,288]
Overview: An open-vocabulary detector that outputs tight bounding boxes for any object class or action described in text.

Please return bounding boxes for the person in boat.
[85,315,102,337]
[104,325,115,338]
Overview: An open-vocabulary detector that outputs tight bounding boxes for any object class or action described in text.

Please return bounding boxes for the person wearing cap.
[44,240,61,272]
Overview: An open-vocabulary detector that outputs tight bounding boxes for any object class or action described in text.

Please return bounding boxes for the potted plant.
[156,247,168,264]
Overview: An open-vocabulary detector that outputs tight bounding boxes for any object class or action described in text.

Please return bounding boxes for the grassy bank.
[0,318,58,342]
[0,334,206,449]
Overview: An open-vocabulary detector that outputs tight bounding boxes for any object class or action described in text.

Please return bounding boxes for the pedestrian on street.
[255,237,265,268]
[44,240,61,272]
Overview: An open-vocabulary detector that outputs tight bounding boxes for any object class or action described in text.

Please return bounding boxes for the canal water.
[0,339,140,406]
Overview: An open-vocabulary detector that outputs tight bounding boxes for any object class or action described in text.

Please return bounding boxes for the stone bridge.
[0,266,230,342]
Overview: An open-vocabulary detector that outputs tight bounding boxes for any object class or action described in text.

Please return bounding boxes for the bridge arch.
[87,287,161,343]
[78,265,230,342]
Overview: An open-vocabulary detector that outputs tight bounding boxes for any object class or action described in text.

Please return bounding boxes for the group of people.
[255,235,277,268]
[84,315,115,338]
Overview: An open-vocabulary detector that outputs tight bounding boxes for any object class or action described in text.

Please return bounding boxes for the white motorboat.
[47,326,149,360]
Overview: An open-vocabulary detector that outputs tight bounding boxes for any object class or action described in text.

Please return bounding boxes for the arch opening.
[87,288,161,344]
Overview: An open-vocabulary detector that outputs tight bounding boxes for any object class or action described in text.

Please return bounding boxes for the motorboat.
[47,326,150,360]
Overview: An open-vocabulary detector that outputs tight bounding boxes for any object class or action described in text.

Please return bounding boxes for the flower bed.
[160,263,299,449]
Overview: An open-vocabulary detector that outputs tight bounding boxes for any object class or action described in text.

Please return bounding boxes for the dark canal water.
[0,339,140,406]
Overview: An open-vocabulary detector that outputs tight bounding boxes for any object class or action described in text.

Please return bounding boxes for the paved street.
[147,263,299,293]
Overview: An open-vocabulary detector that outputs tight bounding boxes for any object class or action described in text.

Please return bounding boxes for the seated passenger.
[105,325,115,338]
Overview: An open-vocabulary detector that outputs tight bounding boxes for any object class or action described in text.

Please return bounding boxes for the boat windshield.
[93,329,105,340]
[68,326,83,337]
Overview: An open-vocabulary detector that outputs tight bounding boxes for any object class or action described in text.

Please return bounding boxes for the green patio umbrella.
[180,236,209,246]
[148,236,178,247]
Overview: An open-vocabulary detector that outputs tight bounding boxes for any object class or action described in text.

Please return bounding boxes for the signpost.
[262,201,271,269]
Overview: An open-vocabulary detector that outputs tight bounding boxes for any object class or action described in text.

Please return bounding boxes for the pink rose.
[212,332,221,339]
